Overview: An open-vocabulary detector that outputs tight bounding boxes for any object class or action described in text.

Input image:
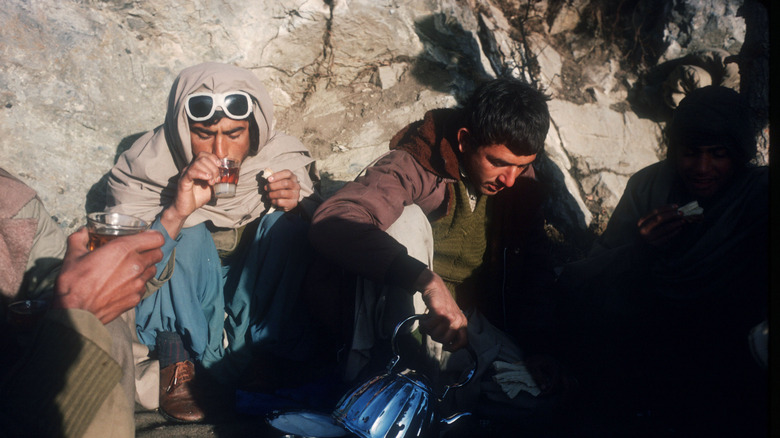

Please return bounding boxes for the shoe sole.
[158,407,206,424]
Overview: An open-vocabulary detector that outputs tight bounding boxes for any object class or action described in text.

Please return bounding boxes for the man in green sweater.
[308,78,559,418]
[0,168,163,437]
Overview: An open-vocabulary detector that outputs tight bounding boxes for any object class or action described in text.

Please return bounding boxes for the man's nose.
[213,134,226,158]
[694,153,713,172]
[498,168,521,188]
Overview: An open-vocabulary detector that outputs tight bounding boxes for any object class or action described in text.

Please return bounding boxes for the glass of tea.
[86,212,149,251]
[214,157,240,199]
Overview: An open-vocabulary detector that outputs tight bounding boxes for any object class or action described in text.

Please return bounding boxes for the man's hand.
[51,228,164,324]
[637,204,686,248]
[264,169,300,212]
[414,269,468,352]
[162,152,221,238]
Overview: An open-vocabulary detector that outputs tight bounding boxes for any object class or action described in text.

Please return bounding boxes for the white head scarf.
[106,62,316,228]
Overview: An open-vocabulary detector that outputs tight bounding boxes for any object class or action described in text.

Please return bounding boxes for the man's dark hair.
[461,77,550,156]
[189,110,261,155]
[666,85,756,168]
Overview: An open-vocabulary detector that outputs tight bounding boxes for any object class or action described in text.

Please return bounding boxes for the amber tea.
[86,212,148,251]
[215,158,240,198]
[87,228,136,251]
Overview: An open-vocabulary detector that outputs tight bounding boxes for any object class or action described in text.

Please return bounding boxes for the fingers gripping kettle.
[332,314,478,438]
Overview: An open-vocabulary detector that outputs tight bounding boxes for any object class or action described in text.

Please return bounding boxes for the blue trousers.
[135,211,315,383]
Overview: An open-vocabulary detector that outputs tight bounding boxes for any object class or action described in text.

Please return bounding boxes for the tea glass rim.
[218,157,240,168]
[87,212,149,232]
[8,299,49,312]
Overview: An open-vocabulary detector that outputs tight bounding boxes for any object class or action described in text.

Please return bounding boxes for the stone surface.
[548,0,584,35]
[0,0,761,240]
[548,100,662,185]
[657,0,746,61]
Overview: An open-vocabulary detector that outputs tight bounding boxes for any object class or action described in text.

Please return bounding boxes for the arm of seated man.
[0,227,163,435]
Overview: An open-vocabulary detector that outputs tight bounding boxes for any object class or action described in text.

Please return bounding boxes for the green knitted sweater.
[431,180,490,306]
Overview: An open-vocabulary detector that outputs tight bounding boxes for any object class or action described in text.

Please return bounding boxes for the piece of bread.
[678,200,704,217]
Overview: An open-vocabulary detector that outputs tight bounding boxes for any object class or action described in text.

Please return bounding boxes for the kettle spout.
[440,412,471,425]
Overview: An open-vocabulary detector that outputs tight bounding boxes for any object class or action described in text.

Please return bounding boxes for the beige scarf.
[106,62,315,229]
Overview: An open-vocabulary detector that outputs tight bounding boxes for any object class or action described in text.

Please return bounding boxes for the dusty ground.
[135,409,282,437]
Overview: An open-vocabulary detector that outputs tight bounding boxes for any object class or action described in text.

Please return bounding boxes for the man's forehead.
[190,118,249,131]
[481,144,536,164]
[683,144,727,152]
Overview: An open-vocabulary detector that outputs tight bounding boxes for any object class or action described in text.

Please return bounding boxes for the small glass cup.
[214,158,240,199]
[7,299,49,333]
[86,212,149,251]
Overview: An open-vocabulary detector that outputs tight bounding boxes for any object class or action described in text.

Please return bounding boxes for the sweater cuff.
[151,218,179,271]
[384,252,428,292]
[143,219,177,298]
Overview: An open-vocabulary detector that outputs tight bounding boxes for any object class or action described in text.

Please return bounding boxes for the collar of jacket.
[388,108,463,180]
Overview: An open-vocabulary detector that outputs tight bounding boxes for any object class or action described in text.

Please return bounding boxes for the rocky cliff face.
[0,0,765,249]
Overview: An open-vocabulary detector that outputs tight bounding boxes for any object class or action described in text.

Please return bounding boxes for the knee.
[385,205,432,264]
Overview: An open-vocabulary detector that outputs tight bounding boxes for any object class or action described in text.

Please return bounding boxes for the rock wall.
[0,0,760,238]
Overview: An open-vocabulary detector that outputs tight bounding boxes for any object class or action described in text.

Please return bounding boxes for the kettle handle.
[389,314,478,397]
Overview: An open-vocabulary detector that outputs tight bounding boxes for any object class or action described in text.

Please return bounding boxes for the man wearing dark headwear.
[554,86,768,436]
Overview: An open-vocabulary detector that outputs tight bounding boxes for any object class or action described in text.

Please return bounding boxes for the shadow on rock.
[410,13,494,101]
[85,132,146,214]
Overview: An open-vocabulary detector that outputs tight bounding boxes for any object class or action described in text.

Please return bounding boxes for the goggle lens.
[185,92,252,121]
[223,94,249,118]
[187,95,215,119]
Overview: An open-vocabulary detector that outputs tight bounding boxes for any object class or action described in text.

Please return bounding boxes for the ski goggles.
[185,91,253,122]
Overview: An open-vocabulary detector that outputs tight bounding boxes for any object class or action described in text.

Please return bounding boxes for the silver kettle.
[332,314,477,438]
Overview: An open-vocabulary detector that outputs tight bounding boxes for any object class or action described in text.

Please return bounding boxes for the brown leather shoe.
[159,360,206,423]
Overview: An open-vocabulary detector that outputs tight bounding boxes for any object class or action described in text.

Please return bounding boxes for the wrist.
[50,290,81,312]
[386,253,428,291]
[160,206,188,239]
[413,269,436,293]
[162,204,189,222]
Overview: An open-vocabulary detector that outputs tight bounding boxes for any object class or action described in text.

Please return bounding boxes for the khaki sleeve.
[0,309,121,437]
[143,247,175,299]
[16,197,67,300]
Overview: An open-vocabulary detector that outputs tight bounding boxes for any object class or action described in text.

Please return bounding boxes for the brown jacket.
[309,109,550,324]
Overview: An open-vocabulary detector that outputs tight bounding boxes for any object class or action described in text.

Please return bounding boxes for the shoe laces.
[165,361,195,393]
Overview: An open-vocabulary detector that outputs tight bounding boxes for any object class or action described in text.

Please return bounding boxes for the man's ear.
[457,128,471,154]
